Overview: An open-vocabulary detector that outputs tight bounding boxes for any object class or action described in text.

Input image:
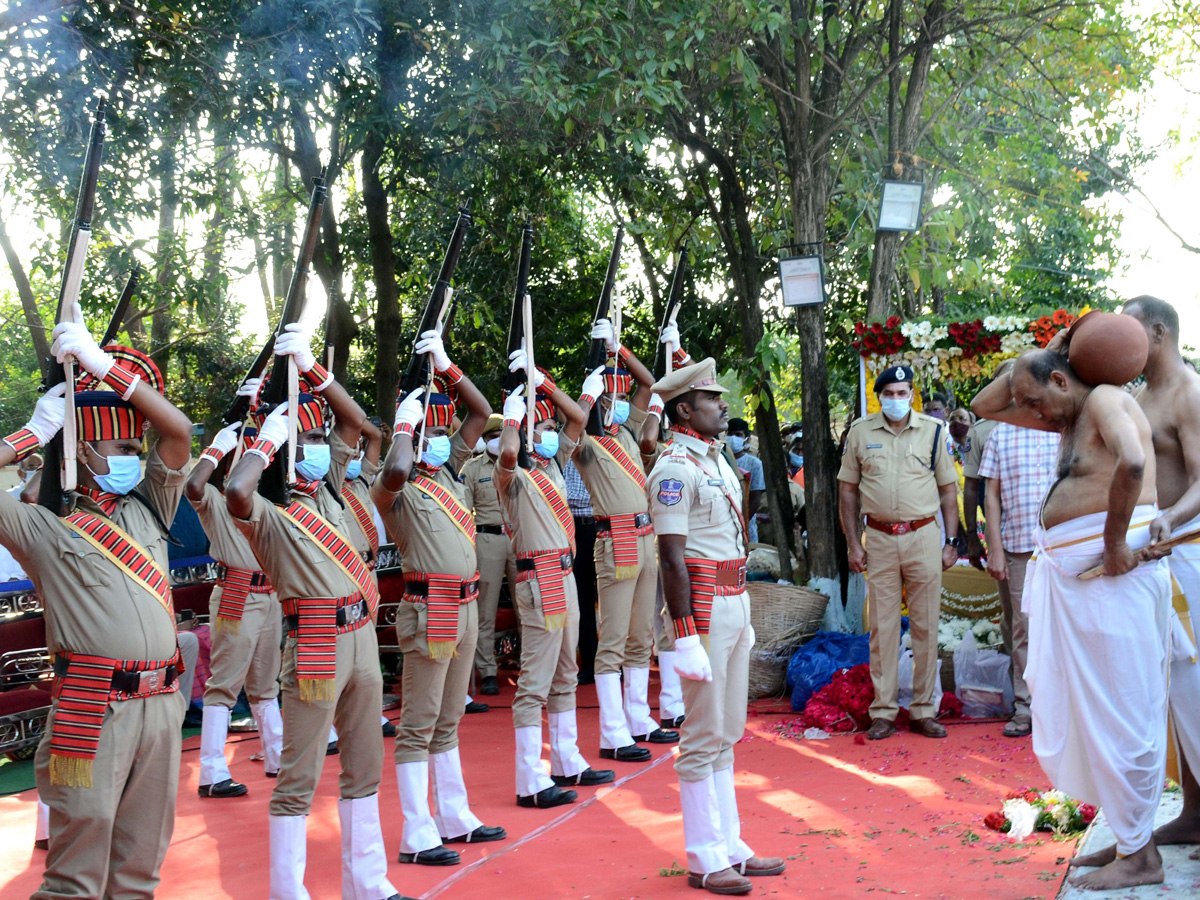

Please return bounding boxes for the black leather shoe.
[382,720,397,737]
[442,824,507,844]
[662,714,685,729]
[517,785,577,808]
[265,770,278,778]
[398,845,460,866]
[552,767,615,787]
[464,700,490,714]
[326,741,339,755]
[633,728,679,744]
[480,675,500,695]
[599,744,651,762]
[385,895,419,900]
[198,778,248,798]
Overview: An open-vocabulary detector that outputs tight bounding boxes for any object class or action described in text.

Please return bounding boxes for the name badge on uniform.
[707,478,724,486]
[658,479,683,506]
[866,443,883,449]
[480,477,491,483]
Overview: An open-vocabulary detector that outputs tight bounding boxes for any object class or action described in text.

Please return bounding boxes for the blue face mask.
[610,399,630,425]
[345,456,363,481]
[295,443,331,482]
[423,435,452,468]
[789,452,804,468]
[727,435,746,454]
[87,446,141,496]
[534,431,560,459]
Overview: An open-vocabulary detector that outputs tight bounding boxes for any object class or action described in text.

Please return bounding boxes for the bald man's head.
[1010,350,1081,430]
[1124,296,1179,367]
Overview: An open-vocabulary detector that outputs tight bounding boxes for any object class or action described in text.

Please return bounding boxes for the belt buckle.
[735,563,747,584]
[894,522,911,535]
[560,553,573,570]
[343,602,364,625]
[137,668,163,694]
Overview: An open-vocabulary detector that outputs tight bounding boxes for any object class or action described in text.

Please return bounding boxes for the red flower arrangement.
[1029,309,1076,348]
[948,319,1002,358]
[787,663,962,735]
[851,316,906,357]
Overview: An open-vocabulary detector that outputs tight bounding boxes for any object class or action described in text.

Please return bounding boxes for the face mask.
[86,445,141,495]
[423,435,452,468]
[789,452,804,468]
[345,455,363,481]
[296,443,331,482]
[927,409,946,421]
[474,437,486,453]
[486,437,501,456]
[534,431,560,459]
[727,435,746,454]
[610,399,630,425]
[949,422,970,442]
[880,397,912,422]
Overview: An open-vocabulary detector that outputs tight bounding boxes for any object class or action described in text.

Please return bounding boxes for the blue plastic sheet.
[786,630,872,711]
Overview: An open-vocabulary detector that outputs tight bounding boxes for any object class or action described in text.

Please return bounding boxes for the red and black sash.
[403,571,480,659]
[516,549,572,630]
[341,481,380,560]
[410,474,476,543]
[525,466,576,554]
[50,647,182,788]
[592,434,647,491]
[63,511,174,619]
[278,501,380,700]
[684,557,748,637]
[214,564,274,635]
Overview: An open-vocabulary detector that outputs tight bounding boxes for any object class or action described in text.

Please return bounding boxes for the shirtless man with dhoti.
[1068,296,1200,871]
[973,344,1172,891]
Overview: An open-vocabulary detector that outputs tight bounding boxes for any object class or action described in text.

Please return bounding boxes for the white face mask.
[880,397,912,422]
[474,437,486,453]
[486,437,501,456]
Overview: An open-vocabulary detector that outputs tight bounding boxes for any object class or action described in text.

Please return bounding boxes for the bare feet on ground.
[1070,812,1200,868]
[1070,843,1163,891]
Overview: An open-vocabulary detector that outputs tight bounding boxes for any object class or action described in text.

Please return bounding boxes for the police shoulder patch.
[657,478,684,506]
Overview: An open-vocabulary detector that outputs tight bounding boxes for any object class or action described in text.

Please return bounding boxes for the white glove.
[208,423,241,458]
[503,385,527,423]
[236,377,262,399]
[647,392,664,418]
[257,404,289,450]
[507,349,546,387]
[51,319,113,380]
[660,322,681,355]
[24,383,66,446]
[415,330,452,372]
[394,389,424,432]
[591,318,617,352]
[673,634,713,682]
[581,365,605,401]
[274,323,316,374]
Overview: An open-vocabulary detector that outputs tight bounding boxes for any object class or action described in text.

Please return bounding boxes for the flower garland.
[983,788,1096,840]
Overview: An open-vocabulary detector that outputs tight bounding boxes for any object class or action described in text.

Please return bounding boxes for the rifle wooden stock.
[655,248,688,380]
[585,224,624,437]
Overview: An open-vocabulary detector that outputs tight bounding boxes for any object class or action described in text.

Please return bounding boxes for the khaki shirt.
[961,418,999,480]
[494,434,578,554]
[0,448,185,661]
[460,452,504,527]
[573,405,649,518]
[234,439,357,600]
[331,432,378,559]
[648,431,746,561]
[191,482,260,571]
[837,411,957,521]
[372,431,476,580]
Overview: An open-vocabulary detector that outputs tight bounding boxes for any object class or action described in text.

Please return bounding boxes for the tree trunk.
[0,214,51,375]
[363,131,401,425]
[150,141,178,379]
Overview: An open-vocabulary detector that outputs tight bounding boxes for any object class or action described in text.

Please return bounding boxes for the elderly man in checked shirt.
[977,422,1061,737]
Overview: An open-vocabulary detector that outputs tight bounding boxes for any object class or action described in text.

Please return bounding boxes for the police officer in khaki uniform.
[837,365,959,742]
[648,358,785,896]
[495,354,615,808]
[226,326,404,900]
[337,418,383,571]
[460,413,518,694]
[574,318,678,761]
[0,330,193,900]
[373,329,506,866]
[186,407,284,797]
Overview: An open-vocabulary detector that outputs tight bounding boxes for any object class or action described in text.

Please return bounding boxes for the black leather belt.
[476,524,505,535]
[404,578,480,598]
[53,657,178,694]
[517,553,574,572]
[572,514,595,525]
[216,564,271,589]
[282,598,370,634]
[596,513,651,529]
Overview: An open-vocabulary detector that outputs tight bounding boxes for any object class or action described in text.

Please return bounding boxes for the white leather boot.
[657,651,685,723]
[199,704,233,787]
[338,794,399,900]
[547,710,590,779]
[269,814,311,900]
[514,725,555,798]
[430,747,484,840]
[595,672,635,750]
[622,666,655,737]
[394,761,441,855]
[713,766,755,866]
[251,699,284,776]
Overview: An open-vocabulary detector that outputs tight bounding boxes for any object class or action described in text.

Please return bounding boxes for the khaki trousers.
[394,600,479,763]
[1001,550,1033,717]
[474,531,517,678]
[594,531,657,675]
[33,690,186,900]
[512,576,580,729]
[203,585,282,707]
[865,524,942,721]
[676,592,751,782]
[270,624,384,817]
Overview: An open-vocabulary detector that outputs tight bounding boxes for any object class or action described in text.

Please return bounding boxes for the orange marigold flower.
[1037,316,1053,330]
[1052,309,1069,325]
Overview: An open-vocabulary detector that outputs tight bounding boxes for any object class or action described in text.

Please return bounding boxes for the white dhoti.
[1024,505,1171,856]
[1167,512,1200,777]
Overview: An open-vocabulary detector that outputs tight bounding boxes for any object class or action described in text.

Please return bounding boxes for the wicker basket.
[747,582,830,700]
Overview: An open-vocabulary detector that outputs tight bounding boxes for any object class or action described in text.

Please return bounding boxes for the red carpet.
[0,678,1073,899]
